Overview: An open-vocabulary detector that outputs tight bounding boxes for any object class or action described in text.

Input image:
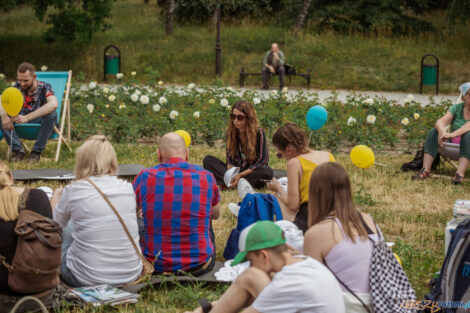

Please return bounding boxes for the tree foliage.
[0,0,116,43]
[447,0,470,25]
[154,0,470,34]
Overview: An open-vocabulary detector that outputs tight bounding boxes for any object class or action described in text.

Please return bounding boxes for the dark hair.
[308,162,368,242]
[272,122,309,153]
[17,62,35,75]
[227,100,258,162]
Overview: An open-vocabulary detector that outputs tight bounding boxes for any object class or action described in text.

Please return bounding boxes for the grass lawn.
[4,139,469,312]
[1,1,470,94]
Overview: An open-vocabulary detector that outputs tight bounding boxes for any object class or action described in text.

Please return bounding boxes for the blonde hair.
[0,161,19,221]
[74,135,118,180]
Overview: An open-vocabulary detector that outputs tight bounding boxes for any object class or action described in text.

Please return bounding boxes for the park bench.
[239,66,311,88]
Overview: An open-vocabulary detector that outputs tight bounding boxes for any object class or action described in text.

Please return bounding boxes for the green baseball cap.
[231,220,286,266]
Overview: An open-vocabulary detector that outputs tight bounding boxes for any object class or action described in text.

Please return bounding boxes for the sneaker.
[29,151,41,163]
[228,203,240,217]
[9,150,25,162]
[411,168,430,180]
[238,178,254,200]
[453,173,464,185]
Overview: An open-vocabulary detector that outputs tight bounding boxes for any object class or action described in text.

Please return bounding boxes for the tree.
[166,0,174,35]
[447,0,470,25]
[0,0,117,43]
[295,0,313,30]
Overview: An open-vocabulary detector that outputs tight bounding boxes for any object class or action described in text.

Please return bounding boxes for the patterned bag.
[365,218,417,313]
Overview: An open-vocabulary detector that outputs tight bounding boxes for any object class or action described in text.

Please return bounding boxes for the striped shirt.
[226,128,269,171]
[132,158,220,273]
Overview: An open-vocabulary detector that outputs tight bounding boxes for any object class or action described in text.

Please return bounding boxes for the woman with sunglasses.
[203,100,273,189]
[267,122,335,233]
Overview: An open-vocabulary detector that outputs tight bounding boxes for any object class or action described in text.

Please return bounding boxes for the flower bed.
[0,75,453,151]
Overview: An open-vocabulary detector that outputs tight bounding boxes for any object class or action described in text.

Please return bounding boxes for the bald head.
[271,43,279,53]
[158,132,188,162]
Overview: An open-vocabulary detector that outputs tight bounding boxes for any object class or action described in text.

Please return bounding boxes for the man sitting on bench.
[0,62,58,162]
[262,43,285,90]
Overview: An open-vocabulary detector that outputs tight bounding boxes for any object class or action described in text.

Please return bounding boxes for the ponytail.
[0,161,18,221]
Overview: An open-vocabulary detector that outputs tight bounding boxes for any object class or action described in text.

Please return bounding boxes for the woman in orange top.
[267,123,335,233]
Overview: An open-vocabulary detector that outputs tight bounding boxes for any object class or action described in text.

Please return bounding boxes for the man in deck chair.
[0,62,58,162]
[133,132,220,276]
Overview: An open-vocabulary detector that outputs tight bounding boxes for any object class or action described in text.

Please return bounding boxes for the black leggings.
[202,155,273,189]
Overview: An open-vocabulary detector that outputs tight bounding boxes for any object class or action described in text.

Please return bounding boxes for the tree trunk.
[295,0,312,30]
[166,0,174,35]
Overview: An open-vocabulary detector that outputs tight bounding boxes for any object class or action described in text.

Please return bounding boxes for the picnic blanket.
[122,261,228,293]
[12,164,145,181]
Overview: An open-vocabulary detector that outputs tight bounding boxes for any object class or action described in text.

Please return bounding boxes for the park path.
[166,84,459,105]
[233,87,458,105]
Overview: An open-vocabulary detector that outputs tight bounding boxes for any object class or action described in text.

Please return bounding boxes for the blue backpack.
[223,193,283,260]
[421,218,470,313]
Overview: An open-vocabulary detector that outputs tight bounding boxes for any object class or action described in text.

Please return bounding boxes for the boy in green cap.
[185,220,345,313]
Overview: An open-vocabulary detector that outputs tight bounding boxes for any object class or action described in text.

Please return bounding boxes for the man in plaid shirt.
[133,132,220,275]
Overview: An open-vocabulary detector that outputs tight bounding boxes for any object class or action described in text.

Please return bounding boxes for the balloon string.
[308,131,312,144]
[10,129,13,156]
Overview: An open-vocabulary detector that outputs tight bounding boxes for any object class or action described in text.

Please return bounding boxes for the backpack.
[401,148,440,172]
[0,189,62,294]
[223,193,283,260]
[328,216,417,313]
[421,218,470,313]
[284,64,296,75]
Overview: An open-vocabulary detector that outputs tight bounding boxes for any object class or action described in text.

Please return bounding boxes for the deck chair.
[438,93,463,170]
[4,71,73,162]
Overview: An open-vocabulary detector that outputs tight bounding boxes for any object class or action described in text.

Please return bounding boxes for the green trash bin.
[105,55,119,75]
[103,45,121,81]
[422,65,437,85]
[420,54,439,95]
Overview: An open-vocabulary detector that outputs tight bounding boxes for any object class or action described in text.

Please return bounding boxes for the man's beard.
[22,83,34,93]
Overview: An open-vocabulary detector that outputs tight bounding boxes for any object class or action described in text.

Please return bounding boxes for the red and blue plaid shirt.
[133,158,220,273]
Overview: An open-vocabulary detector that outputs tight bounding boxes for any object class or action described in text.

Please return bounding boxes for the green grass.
[1,1,470,93]
[5,139,469,312]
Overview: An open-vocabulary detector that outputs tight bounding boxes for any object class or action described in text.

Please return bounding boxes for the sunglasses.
[230,114,246,121]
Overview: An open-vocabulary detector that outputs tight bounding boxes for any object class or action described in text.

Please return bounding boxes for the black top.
[0,189,52,295]
[226,128,269,171]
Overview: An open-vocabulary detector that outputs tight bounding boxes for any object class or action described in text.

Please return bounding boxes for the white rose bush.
[46,75,450,148]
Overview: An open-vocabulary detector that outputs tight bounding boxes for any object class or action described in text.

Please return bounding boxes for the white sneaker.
[238,178,254,200]
[228,203,240,217]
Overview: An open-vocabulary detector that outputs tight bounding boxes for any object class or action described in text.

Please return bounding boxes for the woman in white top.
[51,135,142,287]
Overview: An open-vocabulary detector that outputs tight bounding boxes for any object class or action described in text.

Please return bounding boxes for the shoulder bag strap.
[323,261,373,313]
[85,178,147,267]
[357,213,374,235]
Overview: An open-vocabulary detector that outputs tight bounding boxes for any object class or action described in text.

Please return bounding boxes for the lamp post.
[215,0,222,77]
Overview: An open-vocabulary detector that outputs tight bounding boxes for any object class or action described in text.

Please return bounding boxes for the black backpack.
[284,64,296,75]
[421,218,470,312]
[401,149,440,172]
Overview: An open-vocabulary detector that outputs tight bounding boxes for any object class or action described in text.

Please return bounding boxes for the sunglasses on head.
[230,114,245,121]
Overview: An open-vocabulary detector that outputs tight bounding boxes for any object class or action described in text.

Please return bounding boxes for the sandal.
[453,173,464,185]
[411,168,430,180]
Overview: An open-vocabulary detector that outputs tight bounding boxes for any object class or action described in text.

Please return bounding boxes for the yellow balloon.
[394,253,402,266]
[1,87,23,116]
[175,130,191,148]
[350,145,375,169]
